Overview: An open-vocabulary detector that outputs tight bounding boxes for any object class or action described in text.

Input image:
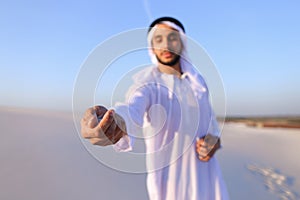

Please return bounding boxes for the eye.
[154,36,162,43]
[170,36,176,41]
[168,34,179,41]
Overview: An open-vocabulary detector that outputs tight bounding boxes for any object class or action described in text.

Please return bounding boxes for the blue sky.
[1,0,299,116]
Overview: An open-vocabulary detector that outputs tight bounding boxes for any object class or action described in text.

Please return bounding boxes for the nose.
[160,38,168,50]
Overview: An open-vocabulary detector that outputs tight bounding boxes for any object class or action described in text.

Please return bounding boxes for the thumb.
[95,109,114,132]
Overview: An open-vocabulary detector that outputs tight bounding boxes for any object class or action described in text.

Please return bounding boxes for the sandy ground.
[1,107,299,200]
[219,123,300,200]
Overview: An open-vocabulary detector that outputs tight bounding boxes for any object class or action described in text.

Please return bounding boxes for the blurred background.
[1,1,300,200]
[1,0,299,116]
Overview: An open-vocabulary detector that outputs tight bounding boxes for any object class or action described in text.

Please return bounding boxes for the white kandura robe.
[113,66,229,200]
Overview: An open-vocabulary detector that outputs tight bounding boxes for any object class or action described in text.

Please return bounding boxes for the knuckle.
[103,140,113,146]
[100,119,110,129]
[90,138,100,145]
[89,139,97,145]
[112,134,122,144]
[106,127,115,136]
[95,130,104,138]
[88,106,95,112]
[81,132,88,139]
[80,128,88,138]
[85,108,93,116]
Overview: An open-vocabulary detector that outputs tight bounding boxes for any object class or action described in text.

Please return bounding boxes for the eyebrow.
[153,35,162,40]
[154,31,178,38]
[168,32,178,37]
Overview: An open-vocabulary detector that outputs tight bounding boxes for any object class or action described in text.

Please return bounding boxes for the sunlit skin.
[80,24,221,162]
[151,24,182,76]
[196,134,221,162]
[80,106,127,146]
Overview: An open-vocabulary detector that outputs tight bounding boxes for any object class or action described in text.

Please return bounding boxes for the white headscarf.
[147,21,207,95]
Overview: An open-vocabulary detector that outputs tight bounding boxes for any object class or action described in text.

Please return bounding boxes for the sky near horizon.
[0,0,299,116]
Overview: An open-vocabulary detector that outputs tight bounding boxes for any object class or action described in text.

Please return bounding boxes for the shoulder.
[132,65,161,84]
[124,66,158,100]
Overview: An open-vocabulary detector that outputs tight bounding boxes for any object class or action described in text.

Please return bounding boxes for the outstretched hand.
[196,134,221,162]
[81,105,127,146]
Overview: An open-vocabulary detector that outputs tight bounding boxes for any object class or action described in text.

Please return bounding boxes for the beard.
[156,54,181,66]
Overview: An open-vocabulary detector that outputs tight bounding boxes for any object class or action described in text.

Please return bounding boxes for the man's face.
[151,24,183,66]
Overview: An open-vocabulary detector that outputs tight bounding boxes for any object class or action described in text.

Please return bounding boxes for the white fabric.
[113,22,229,200]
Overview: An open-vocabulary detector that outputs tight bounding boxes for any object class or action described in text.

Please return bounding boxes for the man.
[81,17,229,200]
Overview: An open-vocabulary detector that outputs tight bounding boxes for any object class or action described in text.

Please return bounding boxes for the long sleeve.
[113,85,150,152]
[207,109,221,137]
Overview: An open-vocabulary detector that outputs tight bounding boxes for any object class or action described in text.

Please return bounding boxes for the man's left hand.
[196,134,221,162]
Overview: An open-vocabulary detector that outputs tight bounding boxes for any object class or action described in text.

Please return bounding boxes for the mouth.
[161,51,174,58]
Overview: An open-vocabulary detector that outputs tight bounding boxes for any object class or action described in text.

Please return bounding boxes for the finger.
[81,122,105,139]
[196,138,203,146]
[83,116,124,141]
[102,121,126,144]
[110,126,126,144]
[87,115,98,128]
[96,127,125,146]
[198,142,208,149]
[207,148,217,157]
[207,142,221,157]
[196,139,214,153]
[196,138,207,148]
[203,134,219,146]
[196,140,206,154]
[95,110,114,133]
[82,107,98,128]
[204,139,220,155]
[105,121,117,139]
[81,113,111,139]
[83,106,100,120]
[81,106,114,139]
[89,137,113,146]
[81,114,99,139]
[83,105,108,127]
[198,147,209,157]
[104,125,123,144]
[113,113,127,132]
[198,155,211,162]
[198,137,219,149]
[196,137,200,144]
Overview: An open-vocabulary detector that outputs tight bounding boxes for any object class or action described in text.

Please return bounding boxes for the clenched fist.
[81,105,127,146]
[196,134,221,162]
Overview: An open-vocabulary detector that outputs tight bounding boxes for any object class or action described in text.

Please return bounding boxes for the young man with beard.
[81,17,229,200]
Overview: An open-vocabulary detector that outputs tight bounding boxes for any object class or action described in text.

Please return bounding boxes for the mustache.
[161,50,178,55]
